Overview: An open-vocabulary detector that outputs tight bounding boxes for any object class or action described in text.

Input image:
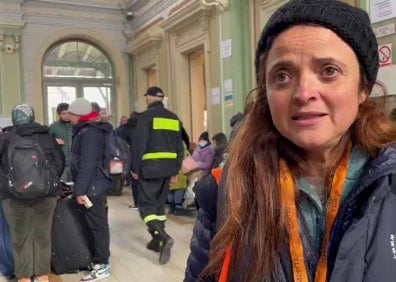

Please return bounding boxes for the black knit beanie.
[255,0,379,84]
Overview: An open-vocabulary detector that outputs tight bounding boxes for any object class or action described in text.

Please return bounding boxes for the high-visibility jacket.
[132,101,184,179]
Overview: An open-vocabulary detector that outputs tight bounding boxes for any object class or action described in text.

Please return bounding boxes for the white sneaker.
[80,264,110,282]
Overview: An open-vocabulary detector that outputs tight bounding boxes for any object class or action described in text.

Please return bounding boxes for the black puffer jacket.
[0,122,65,200]
[70,122,113,197]
[185,145,396,282]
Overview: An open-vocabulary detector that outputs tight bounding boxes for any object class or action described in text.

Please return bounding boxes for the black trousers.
[131,178,139,206]
[82,194,110,264]
[137,177,170,222]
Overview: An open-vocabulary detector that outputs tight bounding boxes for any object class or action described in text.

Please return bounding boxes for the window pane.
[83,87,112,116]
[43,41,112,79]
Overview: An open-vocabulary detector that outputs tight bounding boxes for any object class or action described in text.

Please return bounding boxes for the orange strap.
[219,143,351,282]
[212,167,223,186]
[280,159,309,282]
[280,142,351,282]
[219,246,232,282]
[314,143,351,282]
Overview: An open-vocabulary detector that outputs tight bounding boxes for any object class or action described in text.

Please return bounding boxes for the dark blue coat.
[70,122,113,197]
[185,145,396,282]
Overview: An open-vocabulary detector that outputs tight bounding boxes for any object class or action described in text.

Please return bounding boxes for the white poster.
[224,79,233,93]
[370,0,396,24]
[221,39,232,59]
[211,87,221,105]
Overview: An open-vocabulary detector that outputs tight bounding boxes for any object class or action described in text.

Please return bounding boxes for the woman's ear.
[358,90,367,104]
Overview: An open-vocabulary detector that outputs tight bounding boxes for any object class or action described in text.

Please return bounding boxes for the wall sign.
[370,0,396,24]
[374,23,395,38]
[378,44,392,67]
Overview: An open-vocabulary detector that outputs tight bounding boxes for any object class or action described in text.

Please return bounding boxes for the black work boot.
[148,220,174,264]
[146,229,160,253]
[157,221,174,265]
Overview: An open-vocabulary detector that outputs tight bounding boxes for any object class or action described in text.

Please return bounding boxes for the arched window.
[42,40,115,124]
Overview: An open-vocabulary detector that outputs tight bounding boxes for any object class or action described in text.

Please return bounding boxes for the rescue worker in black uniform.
[131,86,183,265]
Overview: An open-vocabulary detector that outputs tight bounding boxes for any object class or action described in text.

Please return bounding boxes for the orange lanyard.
[280,142,352,282]
[219,143,351,282]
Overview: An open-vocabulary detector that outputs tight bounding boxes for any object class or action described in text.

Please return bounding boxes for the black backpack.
[103,132,131,180]
[5,133,59,199]
[79,127,131,180]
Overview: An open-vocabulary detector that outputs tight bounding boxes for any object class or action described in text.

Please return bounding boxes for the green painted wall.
[219,0,252,136]
[0,25,23,115]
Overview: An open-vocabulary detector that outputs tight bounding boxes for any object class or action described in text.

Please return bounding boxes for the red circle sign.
[379,45,391,65]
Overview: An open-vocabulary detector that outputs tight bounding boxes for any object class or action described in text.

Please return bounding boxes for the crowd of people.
[0,84,229,282]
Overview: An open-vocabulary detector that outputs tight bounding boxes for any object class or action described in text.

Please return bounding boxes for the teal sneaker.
[80,264,110,282]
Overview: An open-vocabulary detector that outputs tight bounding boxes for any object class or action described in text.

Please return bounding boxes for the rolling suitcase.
[0,202,14,276]
[51,196,94,274]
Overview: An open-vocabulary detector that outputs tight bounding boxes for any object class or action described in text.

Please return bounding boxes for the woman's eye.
[322,66,339,78]
[274,71,290,83]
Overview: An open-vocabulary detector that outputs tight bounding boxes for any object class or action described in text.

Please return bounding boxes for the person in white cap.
[68,97,113,282]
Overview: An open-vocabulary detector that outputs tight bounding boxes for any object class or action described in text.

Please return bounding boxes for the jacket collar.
[343,144,396,205]
[147,101,164,110]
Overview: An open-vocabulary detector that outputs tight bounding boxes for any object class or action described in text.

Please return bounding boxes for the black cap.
[144,86,164,98]
[255,0,379,84]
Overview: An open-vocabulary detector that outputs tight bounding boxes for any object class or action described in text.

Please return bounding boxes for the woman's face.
[265,25,367,152]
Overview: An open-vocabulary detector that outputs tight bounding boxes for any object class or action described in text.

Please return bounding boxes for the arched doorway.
[42,40,115,124]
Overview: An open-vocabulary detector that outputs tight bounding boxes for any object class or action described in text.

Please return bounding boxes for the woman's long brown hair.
[201,55,396,281]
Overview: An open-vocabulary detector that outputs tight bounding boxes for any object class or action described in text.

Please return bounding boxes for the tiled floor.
[3,189,195,282]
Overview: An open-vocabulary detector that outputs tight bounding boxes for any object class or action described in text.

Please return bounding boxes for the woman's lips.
[292,112,327,125]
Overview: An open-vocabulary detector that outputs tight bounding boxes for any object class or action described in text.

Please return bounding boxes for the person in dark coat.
[115,111,141,208]
[49,102,73,182]
[69,98,113,282]
[185,1,396,282]
[132,86,184,265]
[0,104,64,282]
[211,133,228,169]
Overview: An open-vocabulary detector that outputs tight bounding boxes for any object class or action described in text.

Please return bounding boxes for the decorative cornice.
[0,21,25,30]
[128,31,162,54]
[161,0,213,33]
[23,14,122,31]
[131,0,176,31]
[134,17,164,38]
[168,0,193,16]
[26,0,123,10]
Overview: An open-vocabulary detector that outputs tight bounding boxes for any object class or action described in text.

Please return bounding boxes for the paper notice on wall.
[224,79,233,93]
[221,39,232,59]
[370,0,396,24]
[211,87,221,105]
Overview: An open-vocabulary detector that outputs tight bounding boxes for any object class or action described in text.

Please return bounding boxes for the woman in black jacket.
[0,104,64,282]
[185,1,396,282]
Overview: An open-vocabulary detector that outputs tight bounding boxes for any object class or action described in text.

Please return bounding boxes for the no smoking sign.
[378,44,392,67]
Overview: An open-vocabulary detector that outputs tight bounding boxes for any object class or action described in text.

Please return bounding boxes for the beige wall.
[128,1,221,139]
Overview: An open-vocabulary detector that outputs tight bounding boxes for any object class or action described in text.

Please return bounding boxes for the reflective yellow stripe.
[153,118,179,131]
[157,215,167,221]
[142,152,177,160]
[144,214,167,223]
